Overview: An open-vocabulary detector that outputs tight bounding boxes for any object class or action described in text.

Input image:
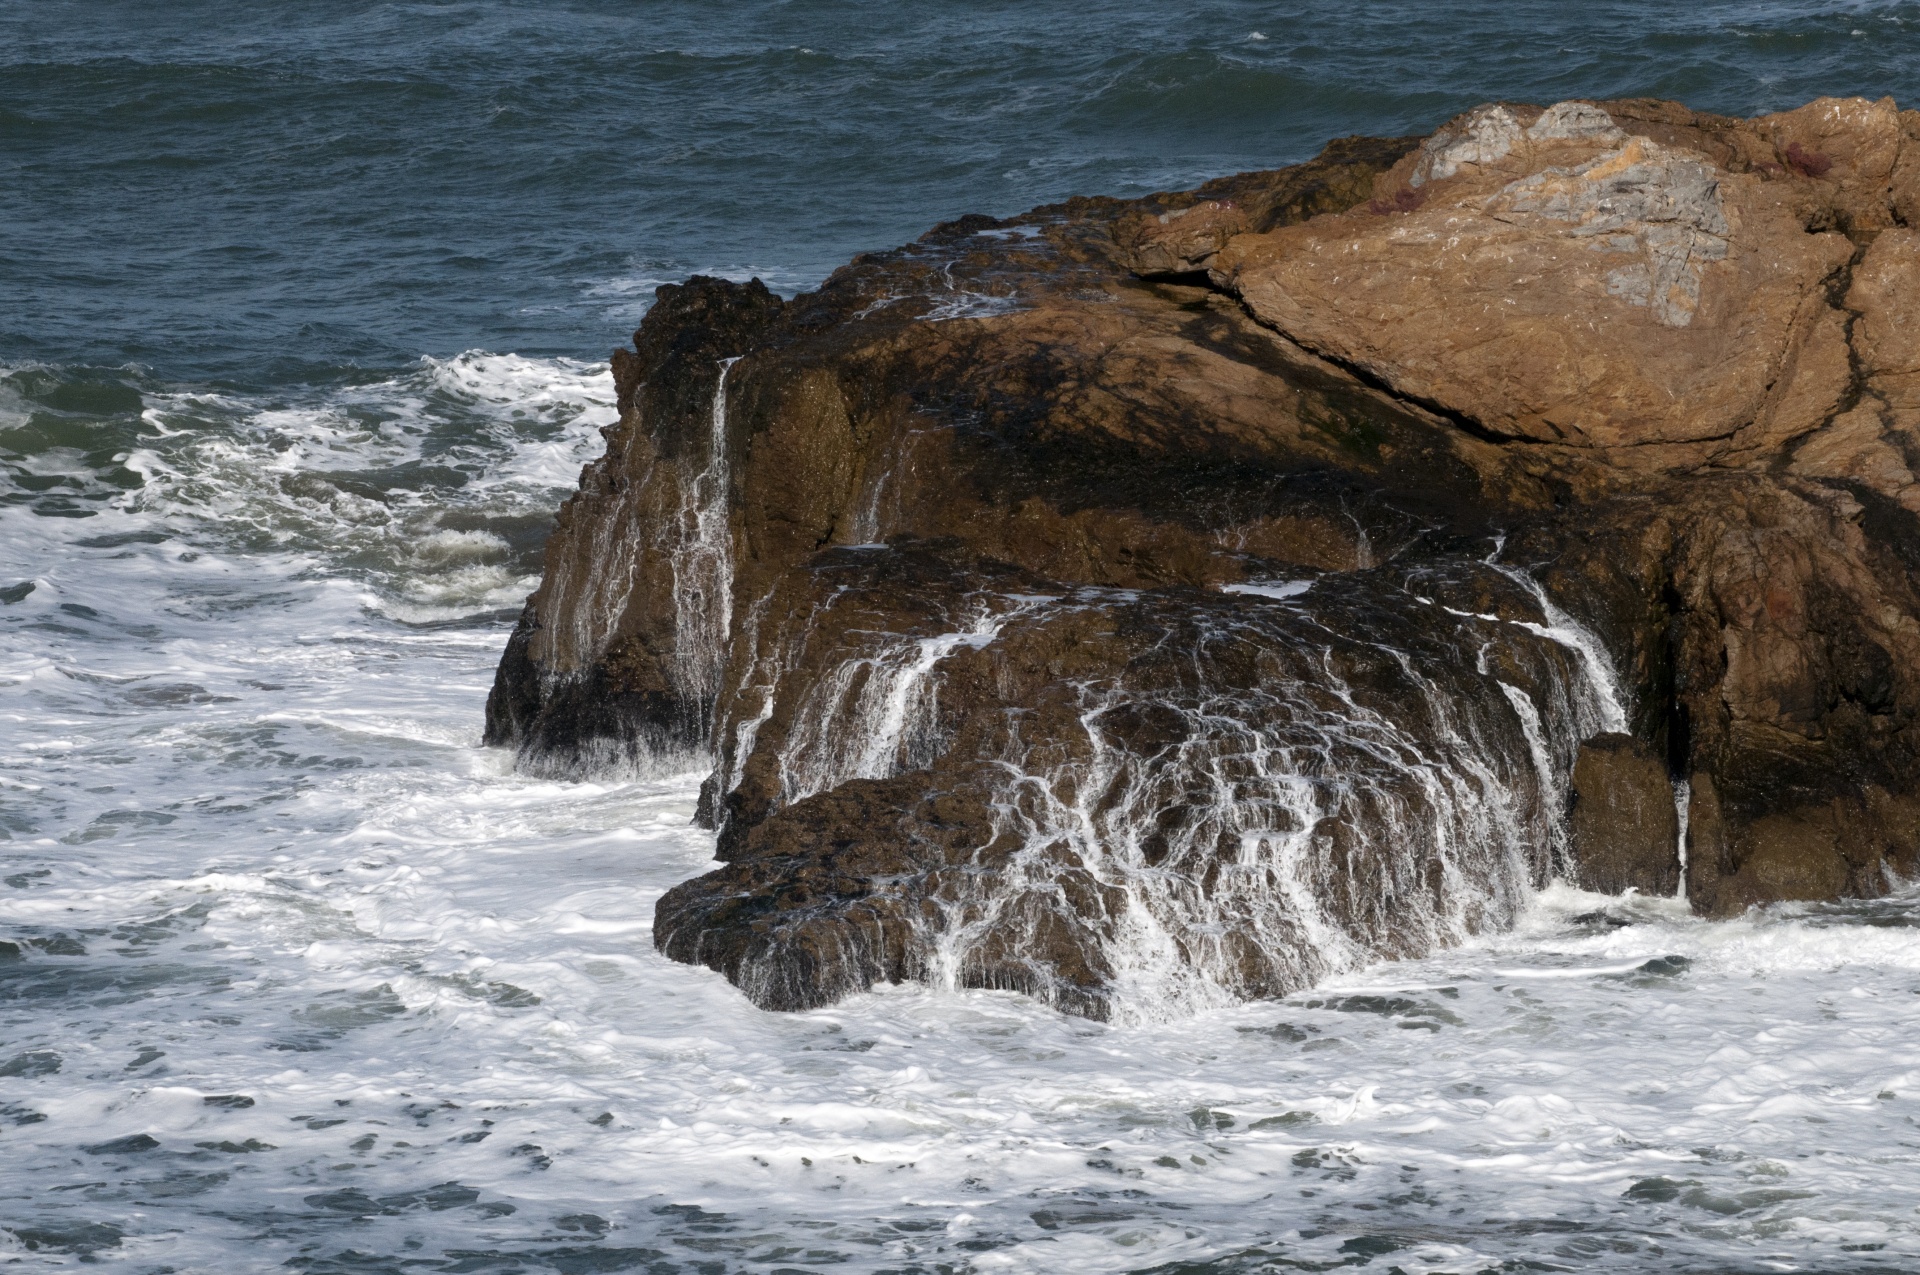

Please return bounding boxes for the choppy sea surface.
[7,3,1920,1270]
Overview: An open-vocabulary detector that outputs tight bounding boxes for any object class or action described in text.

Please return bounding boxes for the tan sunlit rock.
[1214,101,1856,451]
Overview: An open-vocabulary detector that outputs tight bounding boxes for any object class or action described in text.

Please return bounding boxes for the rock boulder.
[491,97,1920,1018]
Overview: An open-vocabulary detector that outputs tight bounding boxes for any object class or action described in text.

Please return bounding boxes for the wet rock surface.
[1567,733,1680,896]
[493,96,1920,1016]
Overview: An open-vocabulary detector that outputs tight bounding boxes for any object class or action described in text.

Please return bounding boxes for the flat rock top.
[1208,97,1909,461]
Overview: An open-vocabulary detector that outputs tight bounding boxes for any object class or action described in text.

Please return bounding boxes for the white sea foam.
[1,354,1918,1271]
[1221,578,1313,600]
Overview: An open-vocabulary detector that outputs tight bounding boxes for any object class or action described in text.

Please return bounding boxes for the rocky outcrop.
[492,96,1920,1019]
[485,280,785,771]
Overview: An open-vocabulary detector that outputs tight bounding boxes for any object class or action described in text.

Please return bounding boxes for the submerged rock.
[491,97,1920,1018]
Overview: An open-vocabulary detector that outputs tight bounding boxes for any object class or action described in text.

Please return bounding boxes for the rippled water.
[8,2,1920,1270]
[10,1,1920,376]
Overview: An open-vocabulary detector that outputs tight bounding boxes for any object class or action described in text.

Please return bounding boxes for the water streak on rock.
[671,358,741,719]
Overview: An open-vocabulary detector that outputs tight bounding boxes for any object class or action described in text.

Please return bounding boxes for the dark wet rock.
[1237,1022,1318,1043]
[83,1133,160,1154]
[1572,909,1634,929]
[1189,1106,1236,1131]
[1568,734,1680,895]
[493,96,1920,1014]
[485,277,787,772]
[657,558,1603,1017]
[1301,993,1464,1027]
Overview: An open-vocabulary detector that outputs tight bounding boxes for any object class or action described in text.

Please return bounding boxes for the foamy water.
[3,355,1918,1272]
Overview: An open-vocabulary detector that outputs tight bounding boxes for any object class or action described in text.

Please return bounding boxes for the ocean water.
[6,2,1920,1270]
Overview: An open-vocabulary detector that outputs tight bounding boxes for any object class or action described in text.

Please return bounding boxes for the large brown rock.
[492,96,1920,1015]
[1211,101,1860,457]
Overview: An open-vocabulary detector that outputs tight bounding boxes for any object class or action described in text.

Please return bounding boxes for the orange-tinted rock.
[1214,103,1856,453]
[1120,200,1251,274]
[1750,95,1905,232]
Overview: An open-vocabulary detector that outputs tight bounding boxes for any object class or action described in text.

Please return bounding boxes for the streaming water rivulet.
[582,368,1642,1021]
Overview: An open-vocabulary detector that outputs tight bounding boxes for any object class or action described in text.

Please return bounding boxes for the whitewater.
[1,353,1916,1272]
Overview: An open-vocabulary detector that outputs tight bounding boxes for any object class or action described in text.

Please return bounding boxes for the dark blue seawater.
[8,4,1920,1272]
[8,1,1920,384]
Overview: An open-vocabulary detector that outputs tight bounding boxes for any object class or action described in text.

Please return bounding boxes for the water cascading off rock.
[681,555,1629,1020]
[490,95,1920,1018]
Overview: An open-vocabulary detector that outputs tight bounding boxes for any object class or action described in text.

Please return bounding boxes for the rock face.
[490,97,1920,1020]
[1567,734,1680,896]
